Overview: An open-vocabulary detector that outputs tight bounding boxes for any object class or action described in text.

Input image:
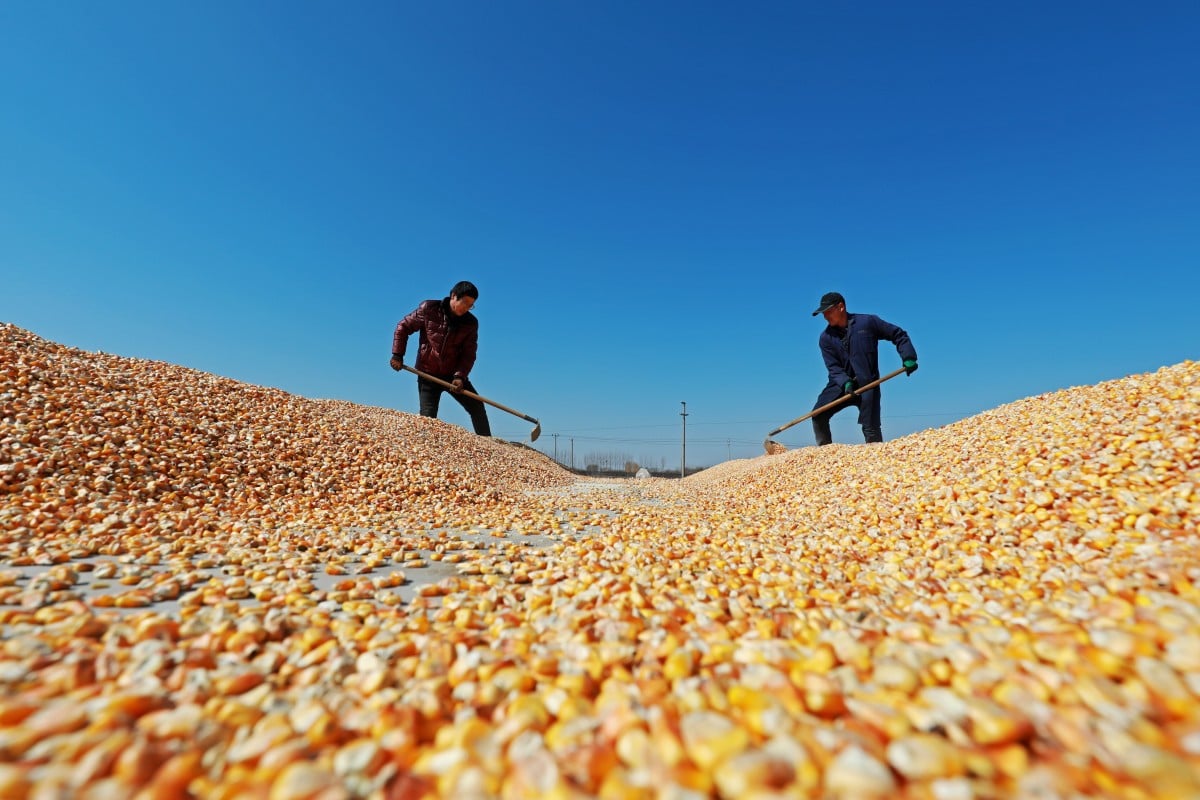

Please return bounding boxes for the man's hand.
[390,356,403,371]
[843,380,856,395]
[451,378,464,392]
[903,359,918,376]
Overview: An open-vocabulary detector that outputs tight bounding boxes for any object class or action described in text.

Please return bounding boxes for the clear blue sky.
[3,2,1198,469]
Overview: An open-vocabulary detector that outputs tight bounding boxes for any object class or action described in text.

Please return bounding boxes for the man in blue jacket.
[391,281,491,436]
[811,291,917,445]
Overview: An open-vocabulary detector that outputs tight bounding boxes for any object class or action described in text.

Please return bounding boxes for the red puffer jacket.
[392,298,479,380]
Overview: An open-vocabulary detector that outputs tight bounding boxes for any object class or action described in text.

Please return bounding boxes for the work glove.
[843,380,856,395]
[390,355,403,371]
[903,359,918,376]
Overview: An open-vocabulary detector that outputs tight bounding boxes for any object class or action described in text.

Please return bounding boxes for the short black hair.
[450,280,479,300]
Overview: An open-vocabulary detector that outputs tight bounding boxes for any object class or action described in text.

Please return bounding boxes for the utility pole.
[727,439,731,460]
[570,438,575,470]
[680,401,688,479]
[553,433,559,464]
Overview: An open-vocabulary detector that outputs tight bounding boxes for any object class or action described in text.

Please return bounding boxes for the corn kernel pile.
[1,321,1198,799]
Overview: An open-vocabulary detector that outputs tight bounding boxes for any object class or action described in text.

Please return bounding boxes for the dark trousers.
[418,376,491,436]
[811,383,882,445]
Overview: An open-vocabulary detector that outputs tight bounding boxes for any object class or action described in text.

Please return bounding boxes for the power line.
[492,410,979,450]
[552,411,975,433]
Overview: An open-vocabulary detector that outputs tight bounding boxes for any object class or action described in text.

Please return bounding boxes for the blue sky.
[3,2,1198,469]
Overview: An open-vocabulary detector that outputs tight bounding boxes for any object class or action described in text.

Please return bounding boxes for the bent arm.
[392,304,426,357]
[875,317,917,362]
[820,335,853,389]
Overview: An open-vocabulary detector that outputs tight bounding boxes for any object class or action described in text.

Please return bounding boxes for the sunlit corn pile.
[2,322,1198,800]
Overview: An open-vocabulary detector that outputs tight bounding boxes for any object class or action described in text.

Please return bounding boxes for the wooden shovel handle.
[767,366,907,437]
[400,364,539,425]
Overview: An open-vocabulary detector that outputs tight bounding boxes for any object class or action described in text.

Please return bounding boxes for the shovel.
[400,364,542,442]
[763,366,907,454]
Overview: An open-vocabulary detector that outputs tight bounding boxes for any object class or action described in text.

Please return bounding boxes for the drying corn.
[1,322,1198,799]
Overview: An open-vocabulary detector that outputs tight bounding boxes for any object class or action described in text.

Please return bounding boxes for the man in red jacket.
[390,281,491,436]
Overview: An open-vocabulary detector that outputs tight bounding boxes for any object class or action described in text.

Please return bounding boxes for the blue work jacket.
[818,313,917,390]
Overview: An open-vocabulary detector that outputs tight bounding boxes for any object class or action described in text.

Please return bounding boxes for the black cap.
[812,292,845,316]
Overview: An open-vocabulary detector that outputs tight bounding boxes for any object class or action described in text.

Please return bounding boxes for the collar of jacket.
[441,297,462,327]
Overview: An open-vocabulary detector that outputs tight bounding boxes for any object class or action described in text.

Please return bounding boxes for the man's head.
[449,281,479,316]
[812,291,847,326]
